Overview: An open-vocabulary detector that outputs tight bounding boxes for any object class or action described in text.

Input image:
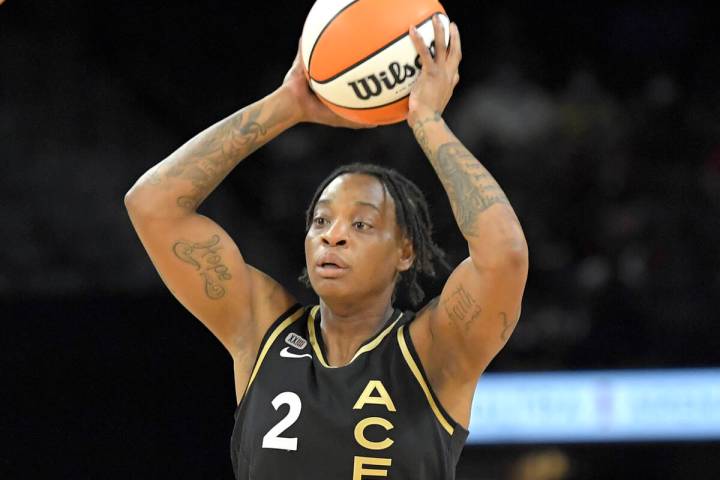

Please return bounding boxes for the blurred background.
[2,0,719,478]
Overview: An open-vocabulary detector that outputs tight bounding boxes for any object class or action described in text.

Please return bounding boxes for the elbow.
[496,238,529,274]
[123,184,143,215]
[123,188,136,211]
[123,180,158,220]
[470,235,529,275]
[124,182,189,221]
[505,239,529,275]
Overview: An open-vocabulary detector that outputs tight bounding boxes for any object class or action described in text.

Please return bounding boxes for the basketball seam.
[307,0,361,76]
[310,12,443,85]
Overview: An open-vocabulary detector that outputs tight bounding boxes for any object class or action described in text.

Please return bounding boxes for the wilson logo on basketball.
[347,42,436,101]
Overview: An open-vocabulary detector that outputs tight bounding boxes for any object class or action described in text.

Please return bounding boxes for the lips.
[316,253,349,269]
[315,253,350,278]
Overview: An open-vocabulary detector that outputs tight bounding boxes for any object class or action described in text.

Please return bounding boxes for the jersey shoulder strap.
[241,303,306,400]
[395,313,460,437]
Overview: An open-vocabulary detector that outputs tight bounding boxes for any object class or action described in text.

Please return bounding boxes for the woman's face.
[304,173,414,304]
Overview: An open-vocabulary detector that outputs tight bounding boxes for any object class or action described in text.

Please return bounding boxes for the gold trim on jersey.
[397,325,455,436]
[308,306,404,368]
[243,306,307,397]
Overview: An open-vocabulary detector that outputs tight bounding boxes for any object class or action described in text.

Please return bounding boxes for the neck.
[317,295,395,367]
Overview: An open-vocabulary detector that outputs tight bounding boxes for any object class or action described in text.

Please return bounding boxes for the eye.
[353,221,371,231]
[313,216,328,227]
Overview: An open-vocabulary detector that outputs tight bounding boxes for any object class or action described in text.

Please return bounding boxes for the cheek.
[304,234,313,264]
[362,238,400,276]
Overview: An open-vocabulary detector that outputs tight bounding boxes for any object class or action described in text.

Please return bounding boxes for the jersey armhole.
[236,303,305,409]
[397,324,469,438]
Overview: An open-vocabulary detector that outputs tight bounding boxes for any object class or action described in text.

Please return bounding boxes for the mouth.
[315,262,349,278]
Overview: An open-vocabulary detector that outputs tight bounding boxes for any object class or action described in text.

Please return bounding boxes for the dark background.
[2,1,719,478]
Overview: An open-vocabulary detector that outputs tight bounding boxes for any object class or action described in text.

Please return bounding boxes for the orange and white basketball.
[301,0,450,125]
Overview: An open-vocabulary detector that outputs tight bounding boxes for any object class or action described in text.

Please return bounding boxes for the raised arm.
[124,86,300,358]
[124,48,371,379]
[407,18,529,425]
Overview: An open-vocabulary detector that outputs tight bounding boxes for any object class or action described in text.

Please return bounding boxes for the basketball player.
[125,17,527,479]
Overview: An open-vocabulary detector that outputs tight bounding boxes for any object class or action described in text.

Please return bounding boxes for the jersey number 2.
[262,391,301,451]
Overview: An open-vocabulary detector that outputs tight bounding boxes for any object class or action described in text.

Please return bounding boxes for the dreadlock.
[298,163,450,308]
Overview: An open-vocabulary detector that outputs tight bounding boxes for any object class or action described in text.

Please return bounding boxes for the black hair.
[298,163,450,308]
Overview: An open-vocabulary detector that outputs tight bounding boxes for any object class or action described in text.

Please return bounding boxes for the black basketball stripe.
[307,0,361,75]
[311,12,443,85]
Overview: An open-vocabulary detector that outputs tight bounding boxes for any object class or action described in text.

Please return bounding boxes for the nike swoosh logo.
[280,347,312,360]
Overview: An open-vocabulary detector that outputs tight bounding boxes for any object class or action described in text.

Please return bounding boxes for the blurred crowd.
[2,3,718,372]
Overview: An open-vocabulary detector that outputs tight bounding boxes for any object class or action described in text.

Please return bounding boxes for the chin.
[309,275,354,301]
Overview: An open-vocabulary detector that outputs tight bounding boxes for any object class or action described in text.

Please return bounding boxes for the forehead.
[317,173,394,211]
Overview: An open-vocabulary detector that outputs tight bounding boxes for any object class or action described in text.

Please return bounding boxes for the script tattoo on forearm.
[172,235,232,299]
[443,286,482,334]
[433,142,509,237]
[159,103,283,210]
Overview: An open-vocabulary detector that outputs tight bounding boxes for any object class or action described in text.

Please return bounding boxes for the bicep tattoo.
[173,234,232,299]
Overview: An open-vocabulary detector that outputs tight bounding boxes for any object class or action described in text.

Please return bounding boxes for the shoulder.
[246,265,299,348]
[405,296,439,352]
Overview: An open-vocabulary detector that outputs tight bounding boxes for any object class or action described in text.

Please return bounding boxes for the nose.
[321,220,348,247]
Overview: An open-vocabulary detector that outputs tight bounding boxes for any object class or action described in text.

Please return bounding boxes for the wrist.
[406,106,441,128]
[273,84,306,126]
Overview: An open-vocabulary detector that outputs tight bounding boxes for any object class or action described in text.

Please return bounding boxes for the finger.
[432,14,447,61]
[408,26,434,69]
[447,23,462,71]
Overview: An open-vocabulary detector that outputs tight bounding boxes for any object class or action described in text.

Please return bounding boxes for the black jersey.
[230,304,468,480]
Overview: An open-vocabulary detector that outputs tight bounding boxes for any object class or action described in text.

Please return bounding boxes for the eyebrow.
[316,199,381,212]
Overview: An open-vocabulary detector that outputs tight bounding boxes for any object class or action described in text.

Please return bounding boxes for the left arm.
[408,18,529,411]
[413,109,528,373]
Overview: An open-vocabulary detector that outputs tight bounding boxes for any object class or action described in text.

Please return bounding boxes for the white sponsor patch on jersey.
[285,332,308,350]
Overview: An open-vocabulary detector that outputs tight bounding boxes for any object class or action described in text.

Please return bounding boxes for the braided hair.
[299,163,450,308]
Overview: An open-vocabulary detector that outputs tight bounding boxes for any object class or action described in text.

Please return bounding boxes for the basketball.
[301,0,450,125]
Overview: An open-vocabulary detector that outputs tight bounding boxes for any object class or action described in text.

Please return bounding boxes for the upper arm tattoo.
[442,285,482,334]
[172,234,232,299]
[441,285,515,343]
[499,312,517,342]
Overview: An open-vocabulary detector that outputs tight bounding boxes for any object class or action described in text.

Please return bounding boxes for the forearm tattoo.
[411,112,443,158]
[172,235,232,299]
[412,115,510,237]
[153,103,283,210]
[433,142,509,236]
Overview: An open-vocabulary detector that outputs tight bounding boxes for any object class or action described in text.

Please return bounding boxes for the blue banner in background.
[467,368,720,443]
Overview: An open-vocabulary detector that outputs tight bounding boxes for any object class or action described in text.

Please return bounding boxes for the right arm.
[124,86,300,359]
[124,49,372,384]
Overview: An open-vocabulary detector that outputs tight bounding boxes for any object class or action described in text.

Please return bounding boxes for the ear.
[397,236,415,273]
